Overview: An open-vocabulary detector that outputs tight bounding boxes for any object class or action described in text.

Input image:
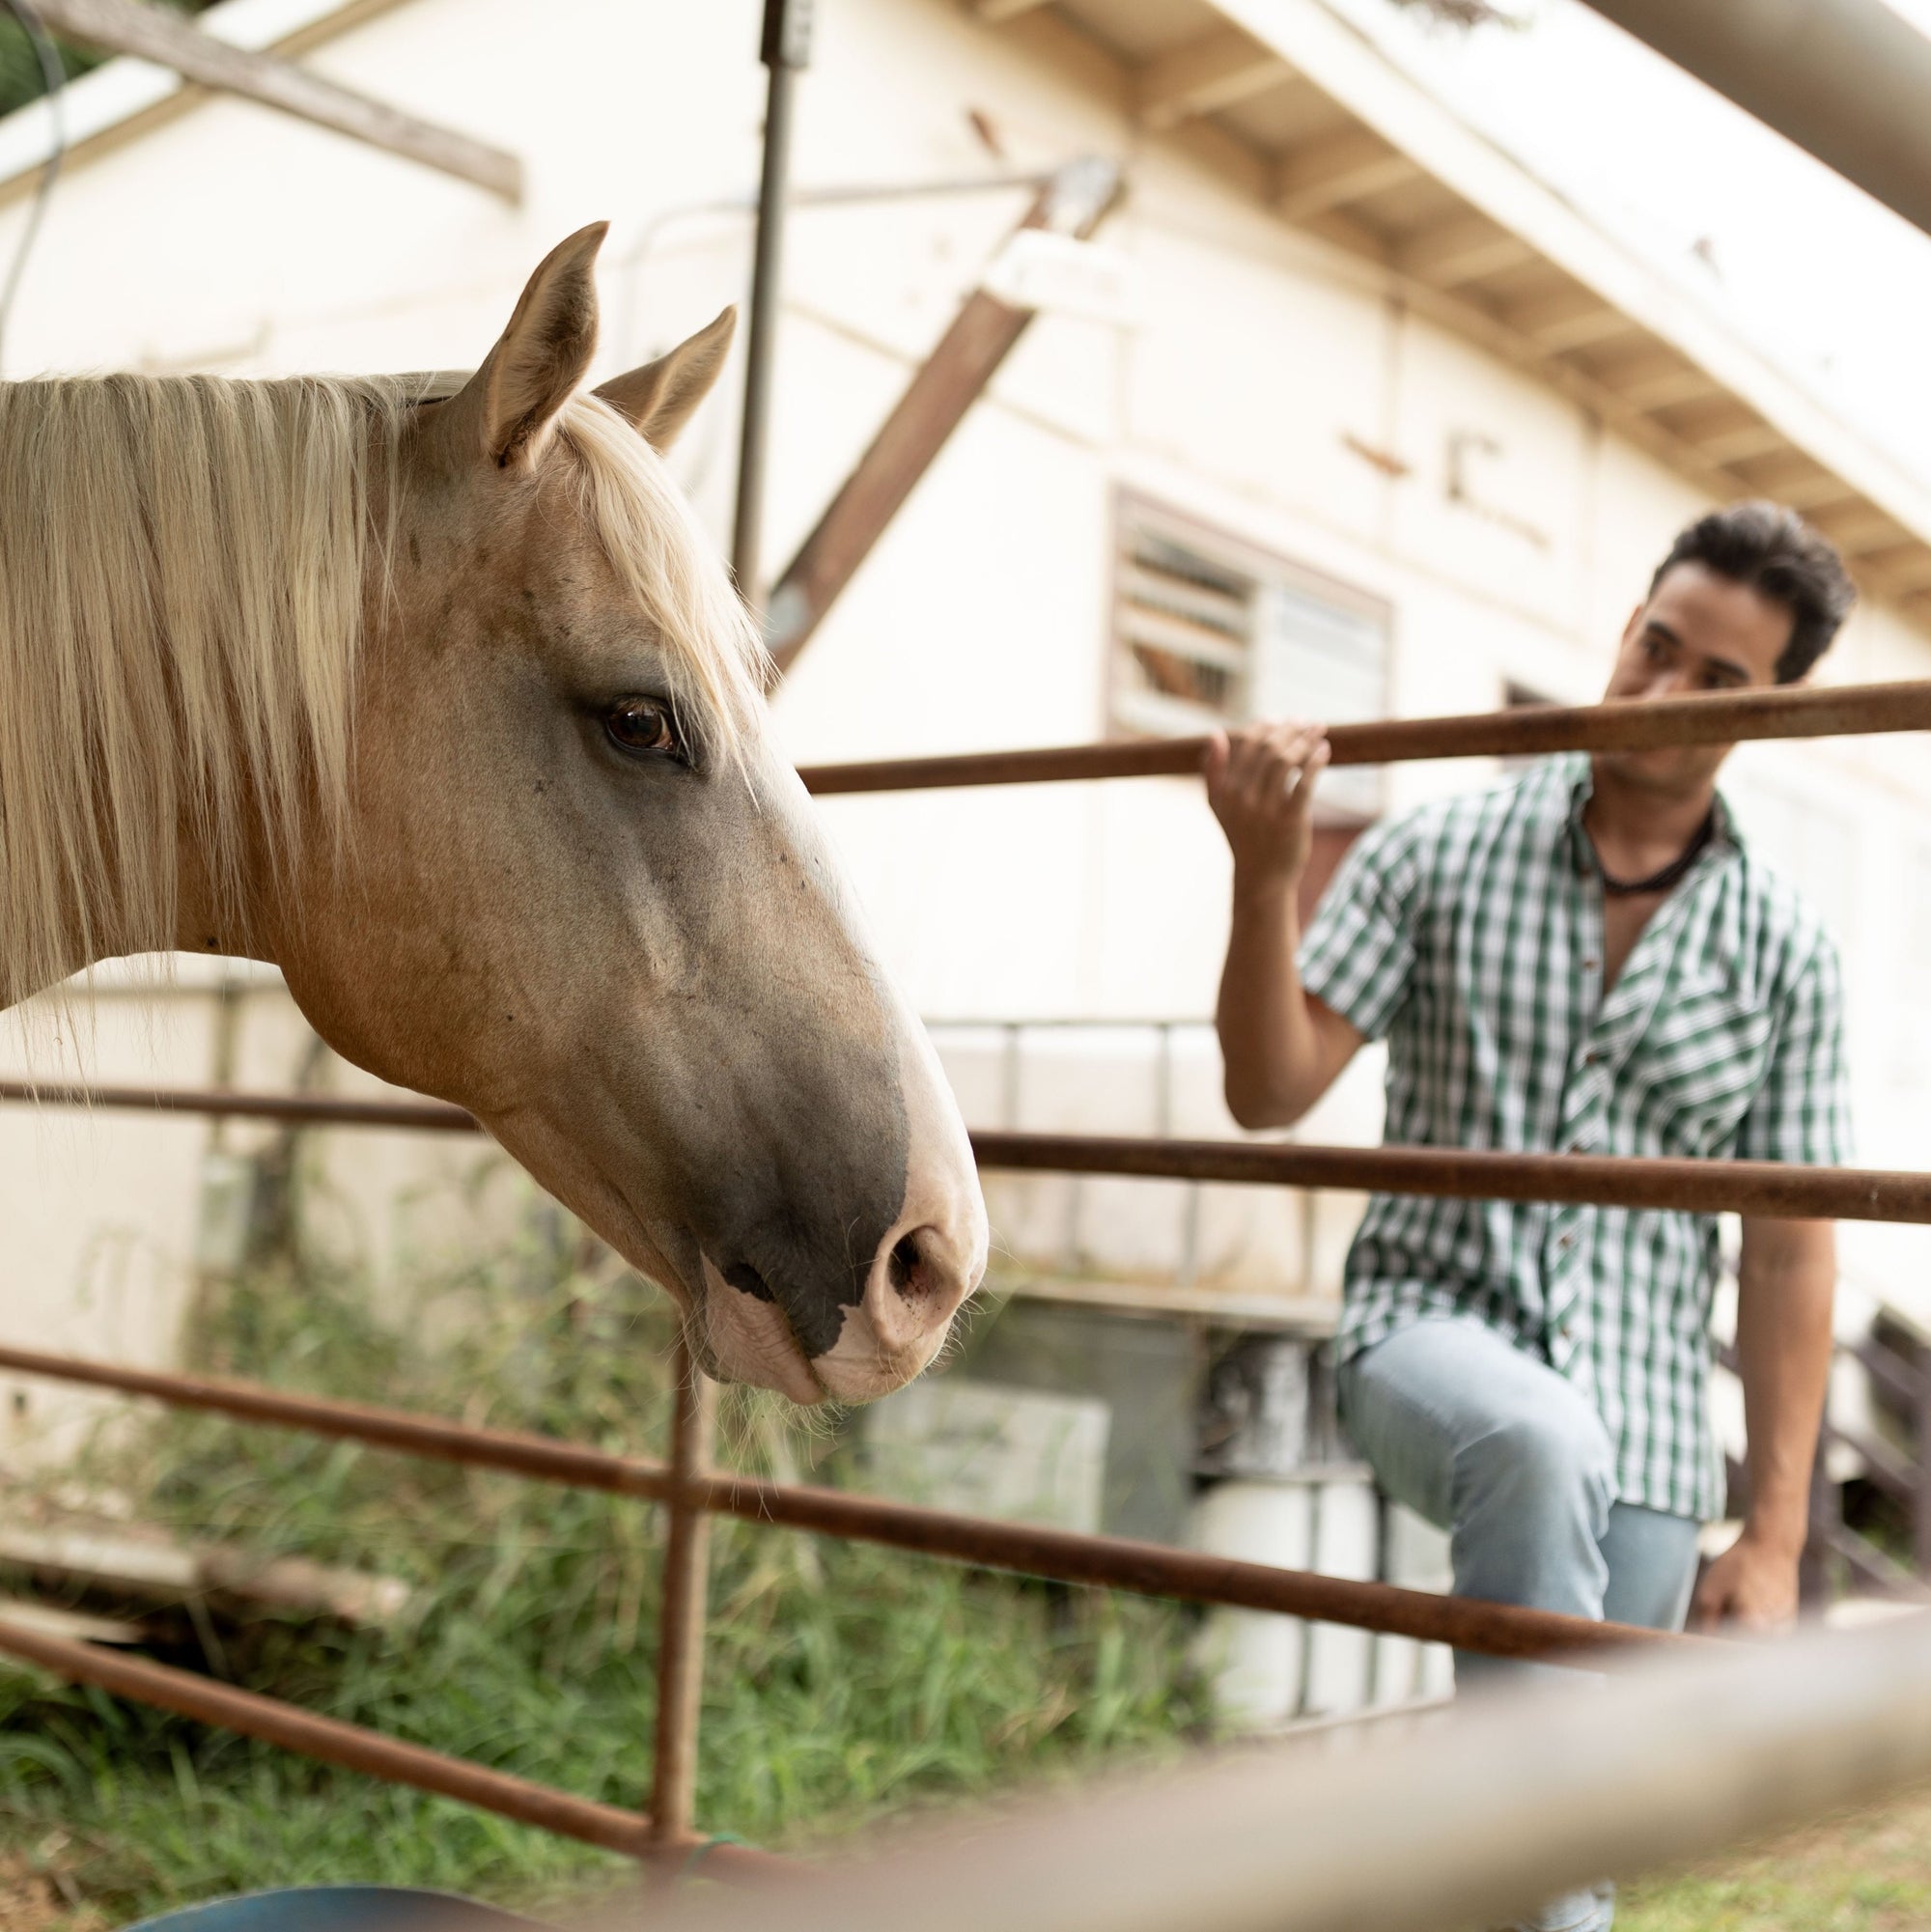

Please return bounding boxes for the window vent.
[1110,497,1390,818]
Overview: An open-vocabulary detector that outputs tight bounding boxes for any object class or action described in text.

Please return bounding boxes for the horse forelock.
[553,395,770,756]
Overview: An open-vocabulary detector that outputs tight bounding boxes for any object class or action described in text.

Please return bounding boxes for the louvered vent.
[1110,497,1389,817]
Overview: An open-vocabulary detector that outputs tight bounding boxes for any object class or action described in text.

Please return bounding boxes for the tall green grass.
[0,1180,1205,1925]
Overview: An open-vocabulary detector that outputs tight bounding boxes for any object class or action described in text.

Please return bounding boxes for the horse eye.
[605,697,679,758]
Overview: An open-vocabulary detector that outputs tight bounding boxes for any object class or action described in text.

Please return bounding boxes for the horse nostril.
[887,1231,925,1301]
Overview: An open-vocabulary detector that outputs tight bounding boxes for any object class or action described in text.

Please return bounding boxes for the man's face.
[1597,561,1797,796]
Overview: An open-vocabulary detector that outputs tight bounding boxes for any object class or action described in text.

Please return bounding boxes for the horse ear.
[451,222,608,469]
[595,306,737,452]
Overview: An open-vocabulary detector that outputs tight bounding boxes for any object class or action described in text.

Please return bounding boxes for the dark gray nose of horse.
[705,1160,985,1403]
[809,1192,984,1403]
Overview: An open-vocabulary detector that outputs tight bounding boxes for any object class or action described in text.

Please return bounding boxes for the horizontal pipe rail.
[796,679,1931,795]
[14,1084,1931,1225]
[971,1132,1931,1224]
[651,1610,1931,1932]
[0,1617,654,1856]
[0,1344,1678,1663]
[0,1081,478,1133]
[686,1470,1683,1661]
[0,1342,677,1499]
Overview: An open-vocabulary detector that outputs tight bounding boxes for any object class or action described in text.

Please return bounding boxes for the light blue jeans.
[1338,1318,1702,1932]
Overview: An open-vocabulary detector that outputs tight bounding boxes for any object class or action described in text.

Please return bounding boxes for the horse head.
[288,225,988,1404]
[0,224,986,1405]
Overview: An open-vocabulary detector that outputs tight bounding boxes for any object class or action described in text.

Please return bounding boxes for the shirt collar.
[1553,751,1744,877]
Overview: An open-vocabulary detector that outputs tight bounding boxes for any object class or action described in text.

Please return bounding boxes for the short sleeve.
[1734,933,1853,1167]
[1297,818,1423,1044]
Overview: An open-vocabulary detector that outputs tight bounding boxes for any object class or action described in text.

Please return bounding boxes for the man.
[1208,502,1854,1932]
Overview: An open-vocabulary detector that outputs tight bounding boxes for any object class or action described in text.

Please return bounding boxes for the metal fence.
[647,1605,1931,1932]
[0,679,1926,1891]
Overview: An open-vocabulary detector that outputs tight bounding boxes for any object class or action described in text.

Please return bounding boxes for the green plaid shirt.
[1300,754,1851,1520]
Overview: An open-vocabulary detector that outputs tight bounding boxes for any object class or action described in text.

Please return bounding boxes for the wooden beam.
[1274,126,1418,221]
[1853,546,1931,592]
[1586,348,1723,413]
[1616,365,1724,412]
[1808,506,1911,557]
[1399,215,1534,288]
[765,157,1122,678]
[31,0,520,201]
[1693,421,1788,466]
[1725,451,1858,512]
[1504,286,1642,351]
[974,0,1054,19]
[1136,25,1290,130]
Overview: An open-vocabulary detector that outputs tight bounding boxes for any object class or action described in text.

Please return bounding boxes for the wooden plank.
[32,0,520,201]
[1724,451,1858,512]
[1275,126,1418,220]
[1617,365,1724,412]
[1809,506,1911,558]
[1136,25,1290,130]
[1693,420,1788,466]
[975,0,1055,18]
[766,156,1121,676]
[1399,214,1534,287]
[1504,286,1642,351]
[1854,546,1931,594]
[1589,348,1724,413]
[0,1595,145,1646]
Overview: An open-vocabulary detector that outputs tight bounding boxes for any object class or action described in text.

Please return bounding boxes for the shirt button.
[1558,1232,1575,1249]
[1583,1050,1602,1066]
[1583,957,1600,972]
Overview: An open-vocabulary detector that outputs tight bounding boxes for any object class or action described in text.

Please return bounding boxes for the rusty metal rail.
[971,1131,1931,1223]
[797,679,1931,795]
[17,1081,1931,1224]
[0,1341,1674,1663]
[0,1616,655,1856]
[0,1611,795,1881]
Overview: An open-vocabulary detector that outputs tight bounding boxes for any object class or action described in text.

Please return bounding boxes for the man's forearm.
[1734,1222,1837,1554]
[1217,868,1322,1128]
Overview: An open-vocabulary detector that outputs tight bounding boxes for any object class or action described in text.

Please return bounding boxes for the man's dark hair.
[1648,500,1856,684]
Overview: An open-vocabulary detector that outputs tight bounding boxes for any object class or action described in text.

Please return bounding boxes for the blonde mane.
[0,373,765,1007]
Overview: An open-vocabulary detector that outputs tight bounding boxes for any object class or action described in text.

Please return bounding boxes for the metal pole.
[0,1340,1673,1663]
[644,1610,1931,1932]
[732,0,813,607]
[797,679,1931,796]
[0,1615,656,1856]
[14,1084,1931,1226]
[649,1333,719,1853]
